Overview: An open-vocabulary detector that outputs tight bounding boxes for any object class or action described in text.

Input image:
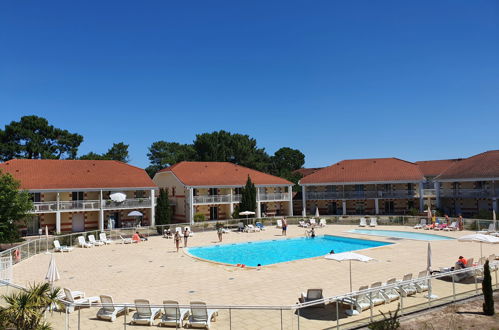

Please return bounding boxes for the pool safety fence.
[1,262,497,330]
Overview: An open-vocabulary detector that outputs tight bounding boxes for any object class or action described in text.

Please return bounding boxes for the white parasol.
[110,192,127,202]
[45,254,60,285]
[458,233,499,258]
[315,207,320,218]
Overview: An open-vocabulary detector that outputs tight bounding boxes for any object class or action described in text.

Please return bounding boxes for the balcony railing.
[193,194,231,204]
[440,189,498,198]
[258,192,289,201]
[422,189,436,197]
[31,198,154,212]
[306,190,418,200]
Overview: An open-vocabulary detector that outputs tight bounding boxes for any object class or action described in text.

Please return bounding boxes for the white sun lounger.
[97,295,127,322]
[57,288,84,300]
[319,218,327,227]
[381,278,400,302]
[299,288,324,306]
[298,221,309,228]
[443,221,458,231]
[53,240,74,252]
[359,218,367,227]
[414,219,426,229]
[88,234,104,246]
[131,299,161,326]
[276,219,283,228]
[99,232,113,244]
[397,273,417,297]
[341,285,372,314]
[478,223,495,234]
[187,301,218,329]
[414,271,429,293]
[369,217,377,227]
[159,300,190,327]
[120,235,133,244]
[245,224,260,232]
[63,288,99,313]
[369,282,387,305]
[77,236,93,248]
[309,219,317,226]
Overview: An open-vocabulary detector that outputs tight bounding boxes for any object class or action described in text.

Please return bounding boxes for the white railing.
[258,192,289,201]
[59,200,100,211]
[193,194,243,204]
[32,202,58,213]
[422,189,436,197]
[102,198,152,209]
[440,189,497,198]
[306,190,418,200]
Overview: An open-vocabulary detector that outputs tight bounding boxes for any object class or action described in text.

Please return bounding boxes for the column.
[435,181,441,209]
[375,198,379,215]
[56,192,61,233]
[342,200,347,215]
[493,198,497,213]
[419,182,425,211]
[55,212,61,233]
[188,188,194,225]
[150,189,156,226]
[287,185,293,216]
[256,202,261,218]
[229,188,234,218]
[98,190,104,231]
[302,185,307,216]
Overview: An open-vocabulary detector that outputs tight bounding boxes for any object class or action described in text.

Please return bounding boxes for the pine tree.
[155,188,170,227]
[482,260,495,315]
[239,176,257,213]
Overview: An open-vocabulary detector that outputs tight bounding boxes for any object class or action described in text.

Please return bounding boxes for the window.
[31,193,41,203]
[172,187,176,196]
[355,201,364,215]
[235,187,243,195]
[72,192,84,201]
[209,188,218,196]
[192,189,198,196]
[209,207,218,220]
[355,185,364,192]
[407,183,413,191]
[384,184,392,191]
[384,201,394,214]
[408,200,415,209]
[328,202,338,215]
[135,190,145,198]
[326,186,337,192]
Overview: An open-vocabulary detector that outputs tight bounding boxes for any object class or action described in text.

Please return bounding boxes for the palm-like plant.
[0,282,62,330]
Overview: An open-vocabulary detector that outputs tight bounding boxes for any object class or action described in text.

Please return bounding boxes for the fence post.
[124,306,127,329]
[297,306,300,329]
[280,308,283,330]
[336,301,340,330]
[27,241,30,259]
[452,275,456,302]
[229,307,232,330]
[369,291,373,322]
[400,293,404,316]
[474,269,478,294]
[78,307,81,330]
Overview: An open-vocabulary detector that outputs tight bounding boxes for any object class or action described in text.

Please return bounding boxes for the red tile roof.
[158,161,292,186]
[293,168,323,177]
[415,159,461,177]
[0,159,156,190]
[436,150,499,180]
[300,158,424,184]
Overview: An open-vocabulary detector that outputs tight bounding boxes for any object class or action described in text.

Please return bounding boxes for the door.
[328,202,338,215]
[72,214,85,232]
[384,201,394,214]
[27,216,40,235]
[209,207,218,220]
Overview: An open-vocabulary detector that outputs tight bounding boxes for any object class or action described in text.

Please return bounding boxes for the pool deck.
[10,225,497,329]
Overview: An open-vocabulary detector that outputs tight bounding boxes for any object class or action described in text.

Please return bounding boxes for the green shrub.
[194,213,205,222]
[408,208,419,216]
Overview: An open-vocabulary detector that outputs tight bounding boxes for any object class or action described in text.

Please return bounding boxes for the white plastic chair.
[359,218,367,227]
[131,299,161,326]
[96,295,127,322]
[53,240,73,252]
[88,234,104,246]
[187,301,218,329]
[63,288,99,313]
[77,236,93,248]
[369,217,377,227]
[159,300,190,327]
[99,232,113,244]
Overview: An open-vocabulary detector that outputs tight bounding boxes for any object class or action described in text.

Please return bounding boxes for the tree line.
[0,116,305,183]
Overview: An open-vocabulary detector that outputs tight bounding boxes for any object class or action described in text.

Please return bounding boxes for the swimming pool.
[348,229,454,241]
[187,235,391,267]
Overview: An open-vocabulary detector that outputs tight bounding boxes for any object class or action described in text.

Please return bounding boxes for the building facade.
[298,158,426,215]
[153,161,293,224]
[0,159,157,234]
[433,150,499,217]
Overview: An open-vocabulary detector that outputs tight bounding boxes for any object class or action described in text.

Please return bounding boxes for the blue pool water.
[187,235,391,267]
[349,229,454,241]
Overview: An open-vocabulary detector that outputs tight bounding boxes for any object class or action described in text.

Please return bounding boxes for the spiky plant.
[0,282,62,329]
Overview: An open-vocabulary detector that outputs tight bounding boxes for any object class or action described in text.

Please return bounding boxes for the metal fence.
[1,262,497,329]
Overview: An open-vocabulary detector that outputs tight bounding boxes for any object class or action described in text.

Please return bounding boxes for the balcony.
[193,194,232,204]
[440,189,498,198]
[422,189,436,197]
[31,198,154,213]
[306,190,418,200]
[258,192,289,201]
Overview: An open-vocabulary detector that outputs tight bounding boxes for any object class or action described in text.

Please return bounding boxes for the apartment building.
[299,158,425,215]
[153,161,293,224]
[0,159,157,234]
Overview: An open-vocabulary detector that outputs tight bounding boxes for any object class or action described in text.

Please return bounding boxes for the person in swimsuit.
[183,228,190,247]
[174,231,181,252]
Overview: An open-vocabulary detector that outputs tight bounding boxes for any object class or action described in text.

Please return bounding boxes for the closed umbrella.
[425,243,437,299]
[45,225,49,254]
[325,252,374,315]
[315,207,320,218]
[110,192,127,202]
[458,233,499,258]
[302,208,306,217]
[45,254,60,285]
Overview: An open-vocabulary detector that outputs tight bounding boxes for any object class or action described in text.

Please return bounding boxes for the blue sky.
[1,1,498,169]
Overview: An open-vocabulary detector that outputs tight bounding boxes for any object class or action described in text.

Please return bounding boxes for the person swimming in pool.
[310,227,315,238]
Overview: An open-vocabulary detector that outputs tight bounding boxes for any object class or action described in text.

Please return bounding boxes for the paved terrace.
[10,225,498,329]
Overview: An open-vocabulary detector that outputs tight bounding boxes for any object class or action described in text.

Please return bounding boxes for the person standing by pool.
[217,226,223,242]
[458,215,464,231]
[183,227,190,247]
[282,217,288,236]
[444,214,450,225]
[174,231,181,252]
